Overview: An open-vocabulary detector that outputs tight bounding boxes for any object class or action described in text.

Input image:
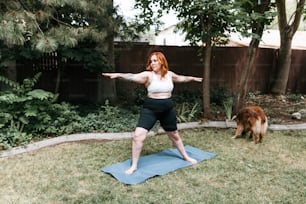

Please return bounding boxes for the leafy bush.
[32,102,82,136]
[223,97,234,120]
[176,102,201,123]
[210,84,231,106]
[0,127,31,150]
[71,100,139,133]
[0,73,203,149]
[0,73,81,148]
[0,72,139,149]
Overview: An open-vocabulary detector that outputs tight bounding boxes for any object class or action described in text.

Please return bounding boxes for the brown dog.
[232,106,268,144]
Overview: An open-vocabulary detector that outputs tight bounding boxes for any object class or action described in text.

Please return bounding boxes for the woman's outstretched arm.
[169,71,203,83]
[102,72,150,84]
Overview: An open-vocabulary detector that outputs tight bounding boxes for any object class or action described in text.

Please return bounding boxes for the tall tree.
[0,0,111,95]
[135,0,236,118]
[234,0,274,112]
[0,0,137,101]
[271,0,306,94]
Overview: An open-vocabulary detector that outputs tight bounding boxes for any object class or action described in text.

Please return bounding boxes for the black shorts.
[137,97,177,131]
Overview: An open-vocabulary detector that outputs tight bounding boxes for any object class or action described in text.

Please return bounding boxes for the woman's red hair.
[146,52,169,77]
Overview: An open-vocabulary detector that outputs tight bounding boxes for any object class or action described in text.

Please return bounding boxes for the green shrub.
[210,84,231,106]
[0,123,32,149]
[0,73,205,149]
[72,100,139,133]
[0,73,81,148]
[223,97,234,120]
[176,102,201,123]
[33,102,82,136]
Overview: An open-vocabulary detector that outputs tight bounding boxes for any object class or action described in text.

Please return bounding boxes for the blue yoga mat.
[101,146,216,185]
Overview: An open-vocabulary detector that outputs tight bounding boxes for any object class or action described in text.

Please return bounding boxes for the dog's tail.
[261,116,268,135]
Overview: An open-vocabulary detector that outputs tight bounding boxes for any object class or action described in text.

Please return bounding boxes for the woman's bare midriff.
[147,92,172,99]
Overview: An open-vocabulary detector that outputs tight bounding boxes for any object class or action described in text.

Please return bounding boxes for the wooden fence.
[15,43,306,102]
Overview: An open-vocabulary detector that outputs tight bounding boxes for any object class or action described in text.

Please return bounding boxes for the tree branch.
[17,0,44,35]
[276,0,287,31]
[291,0,306,34]
[50,15,73,27]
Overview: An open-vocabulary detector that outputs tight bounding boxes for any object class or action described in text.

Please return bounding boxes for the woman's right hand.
[102,73,118,79]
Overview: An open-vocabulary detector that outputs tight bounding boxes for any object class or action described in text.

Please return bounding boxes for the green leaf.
[0,93,19,103]
[27,89,54,100]
[0,75,20,89]
[24,109,38,117]
[19,116,29,125]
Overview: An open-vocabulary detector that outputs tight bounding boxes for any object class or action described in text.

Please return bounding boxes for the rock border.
[1,121,306,158]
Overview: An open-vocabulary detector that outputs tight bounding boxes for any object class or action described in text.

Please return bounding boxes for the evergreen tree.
[0,0,138,100]
[0,0,112,53]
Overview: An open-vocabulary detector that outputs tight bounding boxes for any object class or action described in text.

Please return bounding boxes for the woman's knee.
[134,127,148,142]
[167,131,180,141]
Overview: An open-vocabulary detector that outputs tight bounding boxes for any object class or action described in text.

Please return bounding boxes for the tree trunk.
[234,0,271,113]
[55,66,61,94]
[271,0,305,94]
[234,45,258,113]
[97,76,117,102]
[271,38,292,94]
[203,41,212,119]
[96,0,117,103]
[96,30,117,103]
[7,60,16,81]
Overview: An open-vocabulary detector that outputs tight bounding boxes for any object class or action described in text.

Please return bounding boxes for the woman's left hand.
[193,77,203,82]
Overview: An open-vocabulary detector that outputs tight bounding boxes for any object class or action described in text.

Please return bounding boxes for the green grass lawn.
[0,128,305,204]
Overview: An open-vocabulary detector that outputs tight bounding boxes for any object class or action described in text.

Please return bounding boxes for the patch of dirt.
[212,94,306,125]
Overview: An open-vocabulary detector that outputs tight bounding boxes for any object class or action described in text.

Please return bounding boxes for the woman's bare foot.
[125,166,137,174]
[185,156,198,165]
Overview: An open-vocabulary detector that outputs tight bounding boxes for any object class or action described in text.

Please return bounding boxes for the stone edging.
[1,121,306,158]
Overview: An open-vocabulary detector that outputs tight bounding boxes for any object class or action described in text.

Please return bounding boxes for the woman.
[102,51,202,174]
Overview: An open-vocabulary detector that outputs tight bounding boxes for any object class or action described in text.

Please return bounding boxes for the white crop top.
[147,72,174,93]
